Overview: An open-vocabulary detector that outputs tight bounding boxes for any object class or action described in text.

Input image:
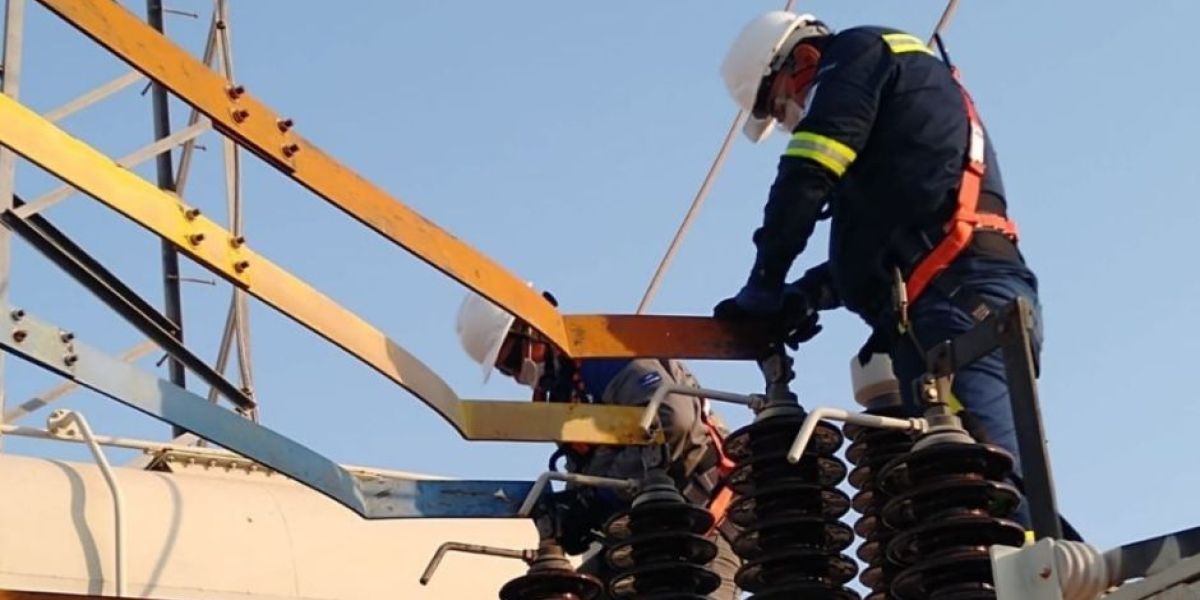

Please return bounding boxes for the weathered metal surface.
[3,202,254,410]
[563,314,773,359]
[0,305,546,519]
[358,477,535,519]
[459,400,660,444]
[0,92,653,445]
[0,303,367,514]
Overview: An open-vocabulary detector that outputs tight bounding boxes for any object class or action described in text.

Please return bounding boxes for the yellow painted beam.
[35,0,568,352]
[461,401,654,444]
[34,0,773,363]
[0,92,658,446]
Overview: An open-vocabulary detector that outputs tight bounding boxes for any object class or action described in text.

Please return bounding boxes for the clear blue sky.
[3,0,1197,560]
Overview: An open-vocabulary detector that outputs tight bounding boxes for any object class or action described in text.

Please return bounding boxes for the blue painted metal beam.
[0,303,534,519]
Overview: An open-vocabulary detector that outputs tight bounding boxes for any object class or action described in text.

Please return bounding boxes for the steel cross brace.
[4,196,254,411]
[924,297,1063,541]
[30,0,773,361]
[0,302,535,519]
[0,91,657,446]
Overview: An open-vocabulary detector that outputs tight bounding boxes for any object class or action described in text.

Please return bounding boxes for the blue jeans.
[889,257,1041,525]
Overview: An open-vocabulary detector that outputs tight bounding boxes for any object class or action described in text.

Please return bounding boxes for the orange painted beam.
[563,315,774,359]
[35,0,568,351]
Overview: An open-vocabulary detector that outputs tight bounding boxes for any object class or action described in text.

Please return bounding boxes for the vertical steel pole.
[0,0,26,451]
[998,298,1063,540]
[146,0,187,437]
[216,0,255,415]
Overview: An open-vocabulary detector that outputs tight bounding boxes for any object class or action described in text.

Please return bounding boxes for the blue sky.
[2,0,1197,562]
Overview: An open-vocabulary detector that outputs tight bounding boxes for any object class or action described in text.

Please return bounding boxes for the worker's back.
[816,27,1009,317]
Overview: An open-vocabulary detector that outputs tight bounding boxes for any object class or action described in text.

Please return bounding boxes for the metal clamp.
[420,542,536,586]
[517,471,639,518]
[786,406,928,464]
[638,384,764,436]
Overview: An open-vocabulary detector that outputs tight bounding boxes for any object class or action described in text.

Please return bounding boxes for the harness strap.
[904,75,1018,304]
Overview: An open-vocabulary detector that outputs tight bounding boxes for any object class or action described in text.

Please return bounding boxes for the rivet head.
[59,331,74,343]
[184,207,202,220]
[276,118,294,132]
[10,309,25,321]
[230,235,245,248]
[63,354,78,366]
[12,330,27,343]
[231,108,251,123]
[234,260,251,273]
[226,84,245,98]
[188,233,206,245]
[282,143,301,157]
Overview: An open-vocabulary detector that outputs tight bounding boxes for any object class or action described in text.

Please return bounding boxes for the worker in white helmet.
[456,289,741,599]
[714,11,1048,529]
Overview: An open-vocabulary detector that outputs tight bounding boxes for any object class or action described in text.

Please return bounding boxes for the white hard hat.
[456,290,518,382]
[720,11,829,143]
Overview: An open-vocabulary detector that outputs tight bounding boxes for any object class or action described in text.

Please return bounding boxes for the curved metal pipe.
[47,409,126,596]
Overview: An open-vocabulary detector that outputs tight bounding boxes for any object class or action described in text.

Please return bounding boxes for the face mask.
[516,355,545,387]
[778,98,807,132]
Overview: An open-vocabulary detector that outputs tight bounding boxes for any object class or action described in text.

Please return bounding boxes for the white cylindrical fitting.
[851,353,902,410]
[1056,541,1111,600]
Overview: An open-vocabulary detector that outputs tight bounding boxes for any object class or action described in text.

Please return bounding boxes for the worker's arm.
[742,30,892,302]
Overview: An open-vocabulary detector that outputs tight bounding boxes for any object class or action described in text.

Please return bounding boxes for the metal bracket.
[0,92,655,445]
[0,303,543,519]
[922,297,1063,541]
[3,198,254,410]
[31,0,783,363]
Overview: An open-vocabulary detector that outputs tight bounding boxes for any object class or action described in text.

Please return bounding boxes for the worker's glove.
[792,263,841,312]
[779,287,822,350]
[545,489,606,555]
[716,279,824,349]
[713,283,784,319]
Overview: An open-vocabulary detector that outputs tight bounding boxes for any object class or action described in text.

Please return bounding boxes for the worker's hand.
[791,263,840,312]
[713,284,784,320]
[779,285,823,349]
[546,489,605,555]
[715,281,824,348]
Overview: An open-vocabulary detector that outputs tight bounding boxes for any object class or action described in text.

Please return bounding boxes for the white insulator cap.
[850,353,902,410]
[1057,541,1111,600]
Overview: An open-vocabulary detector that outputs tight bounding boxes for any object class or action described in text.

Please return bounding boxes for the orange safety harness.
[699,411,738,535]
[903,72,1019,304]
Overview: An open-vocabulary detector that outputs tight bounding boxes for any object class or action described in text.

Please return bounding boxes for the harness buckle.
[891,266,912,335]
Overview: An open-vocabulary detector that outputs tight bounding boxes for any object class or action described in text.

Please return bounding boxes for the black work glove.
[544,489,605,555]
[779,285,822,349]
[713,283,784,320]
[792,263,840,311]
[715,279,823,349]
[857,328,893,365]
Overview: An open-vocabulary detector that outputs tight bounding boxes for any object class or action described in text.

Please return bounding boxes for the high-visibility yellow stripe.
[945,391,966,414]
[883,33,935,55]
[784,131,857,176]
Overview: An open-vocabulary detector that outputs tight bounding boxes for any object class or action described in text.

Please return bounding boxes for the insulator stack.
[878,438,1026,600]
[499,540,603,600]
[602,471,720,599]
[723,402,860,599]
[844,408,918,600]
